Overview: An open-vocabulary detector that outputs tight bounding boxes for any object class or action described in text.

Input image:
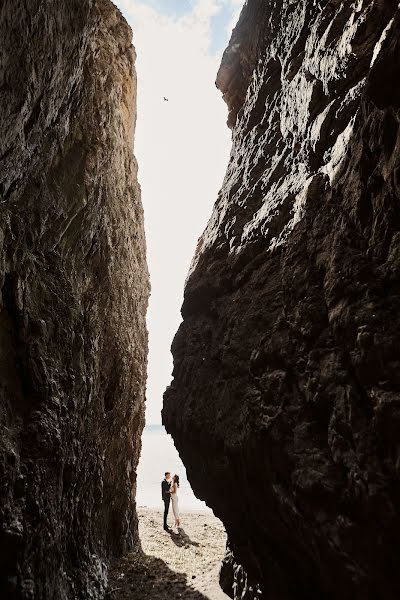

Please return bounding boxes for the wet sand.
[107,509,229,600]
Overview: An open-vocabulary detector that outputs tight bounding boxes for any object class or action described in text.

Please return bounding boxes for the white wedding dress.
[170,484,180,523]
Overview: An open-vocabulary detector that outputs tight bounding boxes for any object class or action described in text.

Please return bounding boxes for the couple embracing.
[161,471,180,532]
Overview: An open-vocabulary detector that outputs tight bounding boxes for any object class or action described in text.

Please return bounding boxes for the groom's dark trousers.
[161,478,171,529]
[163,496,170,529]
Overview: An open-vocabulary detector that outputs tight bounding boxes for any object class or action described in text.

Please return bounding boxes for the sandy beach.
[107,509,229,600]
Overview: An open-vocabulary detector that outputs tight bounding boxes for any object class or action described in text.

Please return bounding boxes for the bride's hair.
[174,474,180,487]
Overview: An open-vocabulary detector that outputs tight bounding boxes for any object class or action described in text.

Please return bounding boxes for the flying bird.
[163,96,169,102]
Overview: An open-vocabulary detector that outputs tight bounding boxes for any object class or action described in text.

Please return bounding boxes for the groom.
[161,471,172,532]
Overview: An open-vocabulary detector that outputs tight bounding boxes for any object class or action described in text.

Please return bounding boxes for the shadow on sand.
[106,546,209,600]
[169,527,200,548]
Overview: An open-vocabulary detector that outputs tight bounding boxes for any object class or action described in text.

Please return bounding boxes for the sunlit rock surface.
[164,1,400,598]
[0,1,149,598]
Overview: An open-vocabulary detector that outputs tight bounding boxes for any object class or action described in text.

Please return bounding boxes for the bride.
[169,474,180,528]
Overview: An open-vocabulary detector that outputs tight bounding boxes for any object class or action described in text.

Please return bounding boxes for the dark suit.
[161,478,171,529]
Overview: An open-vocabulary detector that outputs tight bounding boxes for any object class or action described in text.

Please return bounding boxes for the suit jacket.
[161,478,171,501]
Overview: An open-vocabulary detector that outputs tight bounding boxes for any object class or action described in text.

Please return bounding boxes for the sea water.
[136,424,210,512]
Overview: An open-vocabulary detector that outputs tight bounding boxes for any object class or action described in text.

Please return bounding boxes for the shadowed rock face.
[0,1,149,598]
[164,1,400,599]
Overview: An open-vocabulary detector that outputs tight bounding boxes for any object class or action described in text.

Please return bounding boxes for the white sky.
[114,0,244,423]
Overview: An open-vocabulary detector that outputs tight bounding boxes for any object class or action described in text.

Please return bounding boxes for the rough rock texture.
[164,1,400,599]
[0,1,149,598]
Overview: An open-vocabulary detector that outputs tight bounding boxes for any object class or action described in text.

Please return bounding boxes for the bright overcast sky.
[115,0,244,423]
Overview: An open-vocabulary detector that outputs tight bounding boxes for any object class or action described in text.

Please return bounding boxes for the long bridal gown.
[170,484,180,524]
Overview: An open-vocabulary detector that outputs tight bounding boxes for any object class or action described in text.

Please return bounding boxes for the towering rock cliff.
[0,1,149,598]
[164,1,400,599]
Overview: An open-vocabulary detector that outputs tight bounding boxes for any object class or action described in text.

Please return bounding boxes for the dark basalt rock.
[164,1,400,599]
[0,1,149,598]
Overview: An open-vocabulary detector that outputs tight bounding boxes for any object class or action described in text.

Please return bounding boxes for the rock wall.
[164,1,400,599]
[0,1,149,598]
